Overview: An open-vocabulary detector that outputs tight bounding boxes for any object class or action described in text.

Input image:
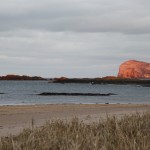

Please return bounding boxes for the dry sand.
[0,104,150,137]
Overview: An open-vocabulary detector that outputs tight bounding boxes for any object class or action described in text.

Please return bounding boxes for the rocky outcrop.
[118,60,150,79]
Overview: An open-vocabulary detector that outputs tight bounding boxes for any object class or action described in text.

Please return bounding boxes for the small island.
[0,74,46,80]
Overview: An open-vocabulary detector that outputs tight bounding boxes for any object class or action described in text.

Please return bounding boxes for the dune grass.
[0,112,150,150]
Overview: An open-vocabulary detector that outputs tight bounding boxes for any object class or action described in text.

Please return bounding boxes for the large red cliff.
[118,60,150,79]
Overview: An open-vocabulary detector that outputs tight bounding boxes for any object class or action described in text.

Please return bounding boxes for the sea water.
[0,81,149,105]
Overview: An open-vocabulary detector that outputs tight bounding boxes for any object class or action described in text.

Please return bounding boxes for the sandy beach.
[0,104,150,137]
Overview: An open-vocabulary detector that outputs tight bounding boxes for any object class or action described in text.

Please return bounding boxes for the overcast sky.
[0,0,150,77]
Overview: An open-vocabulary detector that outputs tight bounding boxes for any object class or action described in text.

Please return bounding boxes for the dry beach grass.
[0,112,150,150]
[0,104,150,150]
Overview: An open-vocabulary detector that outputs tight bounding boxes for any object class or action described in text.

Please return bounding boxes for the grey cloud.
[0,0,150,34]
[1,31,150,55]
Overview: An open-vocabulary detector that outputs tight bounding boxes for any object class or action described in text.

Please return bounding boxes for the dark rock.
[38,92,116,96]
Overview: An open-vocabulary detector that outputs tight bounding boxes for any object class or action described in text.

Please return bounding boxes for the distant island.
[52,60,150,86]
[0,60,150,86]
[0,75,46,80]
[52,76,150,86]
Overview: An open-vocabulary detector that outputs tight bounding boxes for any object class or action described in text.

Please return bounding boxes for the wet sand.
[0,104,150,137]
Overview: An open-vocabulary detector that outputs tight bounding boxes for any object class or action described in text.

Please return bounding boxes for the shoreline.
[0,102,150,106]
[0,103,150,137]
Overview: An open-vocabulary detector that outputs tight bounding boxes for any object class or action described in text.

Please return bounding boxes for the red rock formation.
[118,60,150,79]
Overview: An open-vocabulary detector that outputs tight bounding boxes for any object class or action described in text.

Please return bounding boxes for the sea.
[0,81,149,105]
